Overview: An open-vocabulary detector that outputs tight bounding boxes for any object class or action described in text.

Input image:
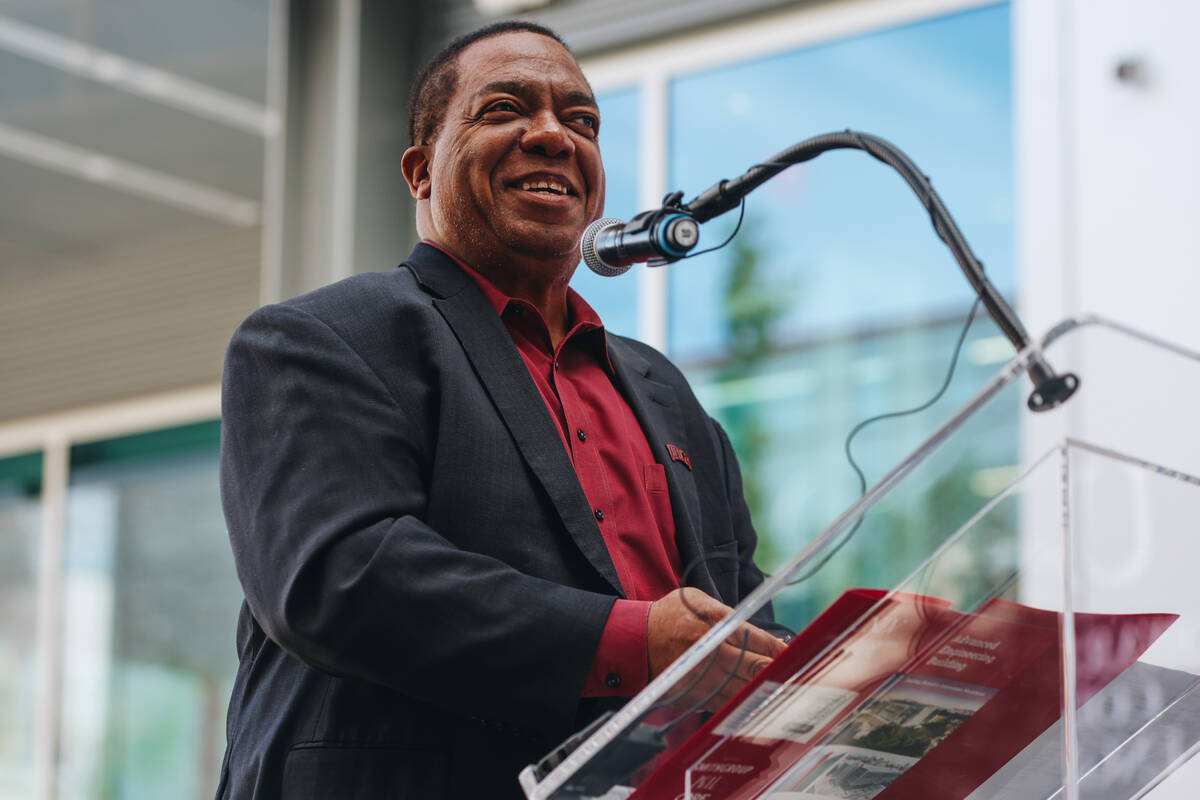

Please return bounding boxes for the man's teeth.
[520,180,567,195]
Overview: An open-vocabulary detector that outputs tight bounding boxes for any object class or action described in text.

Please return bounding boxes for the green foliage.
[857,722,932,758]
[714,221,788,569]
[862,456,1018,607]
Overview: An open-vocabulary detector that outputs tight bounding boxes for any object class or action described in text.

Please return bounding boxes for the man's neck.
[428,240,575,348]
[480,263,573,347]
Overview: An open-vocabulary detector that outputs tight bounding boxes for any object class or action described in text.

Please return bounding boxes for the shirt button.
[605,673,621,689]
[576,429,587,442]
[594,508,604,522]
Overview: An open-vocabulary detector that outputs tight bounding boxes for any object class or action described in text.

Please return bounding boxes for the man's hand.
[647,587,787,711]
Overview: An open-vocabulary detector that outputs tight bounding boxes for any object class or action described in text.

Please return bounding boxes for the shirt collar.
[424,240,612,364]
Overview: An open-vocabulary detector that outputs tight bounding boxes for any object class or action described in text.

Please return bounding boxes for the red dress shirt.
[430,243,682,697]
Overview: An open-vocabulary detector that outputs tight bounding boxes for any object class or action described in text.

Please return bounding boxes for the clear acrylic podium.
[519,316,1200,800]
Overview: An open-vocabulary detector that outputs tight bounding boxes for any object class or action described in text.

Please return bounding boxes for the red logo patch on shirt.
[665,444,692,470]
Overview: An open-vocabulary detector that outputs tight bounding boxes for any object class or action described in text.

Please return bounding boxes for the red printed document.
[629,589,1176,800]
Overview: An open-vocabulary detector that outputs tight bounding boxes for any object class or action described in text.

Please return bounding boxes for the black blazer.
[216,243,778,799]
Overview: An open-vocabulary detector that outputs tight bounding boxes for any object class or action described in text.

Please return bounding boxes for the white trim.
[5,385,222,799]
[260,0,290,305]
[0,13,278,138]
[580,0,997,92]
[0,121,260,227]
[31,436,67,800]
[636,70,670,352]
[0,384,221,460]
[329,0,362,282]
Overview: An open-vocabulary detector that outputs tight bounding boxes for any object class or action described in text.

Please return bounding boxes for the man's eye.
[573,114,599,133]
[485,100,519,114]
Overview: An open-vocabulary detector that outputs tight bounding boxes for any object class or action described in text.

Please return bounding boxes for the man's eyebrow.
[475,80,597,108]
[475,80,527,100]
[563,89,598,109]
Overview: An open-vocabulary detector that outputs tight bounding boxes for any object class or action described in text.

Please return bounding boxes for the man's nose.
[521,111,574,158]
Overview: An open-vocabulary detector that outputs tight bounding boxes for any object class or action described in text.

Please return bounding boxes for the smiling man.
[216,21,784,800]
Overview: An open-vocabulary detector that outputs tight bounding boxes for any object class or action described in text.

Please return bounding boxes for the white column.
[637,70,669,353]
[32,436,67,800]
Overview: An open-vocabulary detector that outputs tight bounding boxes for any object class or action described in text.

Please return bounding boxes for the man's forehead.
[456,32,594,103]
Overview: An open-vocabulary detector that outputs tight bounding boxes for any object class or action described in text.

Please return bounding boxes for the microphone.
[580,210,700,277]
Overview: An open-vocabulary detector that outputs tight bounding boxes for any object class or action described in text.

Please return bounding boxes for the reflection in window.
[58,423,240,800]
[666,4,1016,612]
[569,86,641,338]
[0,452,41,798]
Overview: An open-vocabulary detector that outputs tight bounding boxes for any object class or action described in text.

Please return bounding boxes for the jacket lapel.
[607,338,718,597]
[404,246,623,595]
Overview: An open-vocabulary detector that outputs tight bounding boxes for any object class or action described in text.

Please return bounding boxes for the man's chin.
[503,228,586,264]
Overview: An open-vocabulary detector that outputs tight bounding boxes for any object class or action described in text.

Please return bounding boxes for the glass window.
[0,452,41,799]
[57,422,240,800]
[570,86,641,338]
[665,4,1016,585]
[669,3,1013,358]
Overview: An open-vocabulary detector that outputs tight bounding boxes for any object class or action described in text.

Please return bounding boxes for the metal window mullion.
[1059,442,1081,799]
[329,0,361,283]
[32,434,68,800]
[637,70,669,353]
[259,0,291,306]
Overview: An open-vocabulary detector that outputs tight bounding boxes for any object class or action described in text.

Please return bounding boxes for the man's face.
[406,32,606,276]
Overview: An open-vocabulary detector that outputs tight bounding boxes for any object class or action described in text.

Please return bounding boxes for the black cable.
[634,156,988,725]
[682,130,1077,413]
[844,297,982,496]
[783,296,983,586]
[642,551,770,727]
[676,199,746,261]
[658,629,751,735]
[667,166,987,587]
[648,272,986,734]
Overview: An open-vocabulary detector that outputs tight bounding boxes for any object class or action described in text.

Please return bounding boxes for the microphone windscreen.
[579,217,630,277]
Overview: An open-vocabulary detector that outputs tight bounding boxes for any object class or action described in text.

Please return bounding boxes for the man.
[217,21,784,800]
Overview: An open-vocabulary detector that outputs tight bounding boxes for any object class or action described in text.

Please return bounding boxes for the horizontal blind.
[0,228,260,422]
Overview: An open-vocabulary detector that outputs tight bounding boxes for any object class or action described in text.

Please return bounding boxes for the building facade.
[0,1,1196,797]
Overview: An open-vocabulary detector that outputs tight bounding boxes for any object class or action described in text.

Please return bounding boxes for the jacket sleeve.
[219,301,615,738]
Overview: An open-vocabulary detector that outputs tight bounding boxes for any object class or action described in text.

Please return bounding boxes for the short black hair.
[407,21,569,147]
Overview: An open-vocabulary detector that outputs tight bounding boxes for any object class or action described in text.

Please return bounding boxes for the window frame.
[577,0,1000,352]
[0,384,220,800]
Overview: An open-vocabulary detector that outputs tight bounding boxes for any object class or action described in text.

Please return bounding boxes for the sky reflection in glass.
[569,86,641,338]
[667,4,1012,360]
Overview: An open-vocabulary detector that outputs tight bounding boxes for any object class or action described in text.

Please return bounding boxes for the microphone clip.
[580,193,701,277]
[624,192,699,267]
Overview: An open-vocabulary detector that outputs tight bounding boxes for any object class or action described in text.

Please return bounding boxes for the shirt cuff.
[583,599,652,697]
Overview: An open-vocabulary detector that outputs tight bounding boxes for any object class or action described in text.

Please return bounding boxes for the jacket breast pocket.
[281,743,448,799]
[705,539,742,605]
[706,538,741,576]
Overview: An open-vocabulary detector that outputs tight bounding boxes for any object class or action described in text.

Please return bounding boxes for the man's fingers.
[677,587,732,626]
[743,623,788,658]
[702,640,773,686]
[724,622,787,660]
[667,645,774,713]
[649,588,787,684]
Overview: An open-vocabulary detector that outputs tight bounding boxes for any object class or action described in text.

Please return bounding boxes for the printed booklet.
[627,589,1176,800]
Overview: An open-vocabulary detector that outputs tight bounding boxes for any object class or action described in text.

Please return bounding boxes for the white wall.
[1018,1,1200,346]
[1016,2,1200,795]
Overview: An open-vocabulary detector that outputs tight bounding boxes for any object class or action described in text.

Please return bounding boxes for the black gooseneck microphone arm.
[679,129,1079,411]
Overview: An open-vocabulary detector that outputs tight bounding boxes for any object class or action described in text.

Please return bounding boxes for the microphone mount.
[581,191,700,276]
[671,129,1078,412]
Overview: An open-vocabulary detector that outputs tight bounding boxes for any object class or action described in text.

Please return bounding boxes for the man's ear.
[401,145,432,200]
